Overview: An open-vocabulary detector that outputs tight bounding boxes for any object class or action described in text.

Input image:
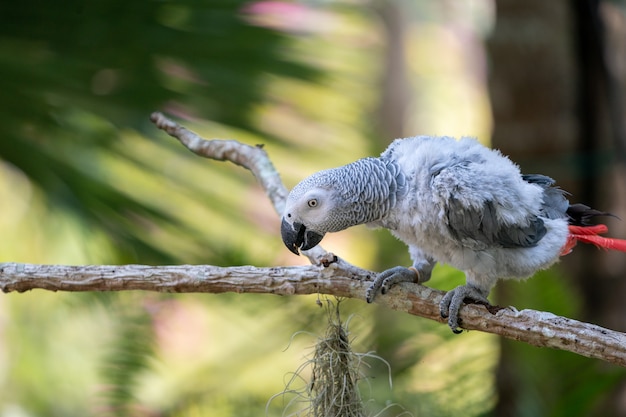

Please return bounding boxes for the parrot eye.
[307,199,318,208]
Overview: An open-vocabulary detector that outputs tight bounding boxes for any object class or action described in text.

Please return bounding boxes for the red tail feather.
[567,224,608,235]
[561,224,626,256]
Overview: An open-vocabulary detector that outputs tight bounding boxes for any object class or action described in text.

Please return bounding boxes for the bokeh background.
[1,0,626,416]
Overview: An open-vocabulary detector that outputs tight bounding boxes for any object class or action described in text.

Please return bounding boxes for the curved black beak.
[281,218,324,255]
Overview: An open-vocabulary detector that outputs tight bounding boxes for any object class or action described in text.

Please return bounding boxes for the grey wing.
[433,164,548,249]
[446,196,547,248]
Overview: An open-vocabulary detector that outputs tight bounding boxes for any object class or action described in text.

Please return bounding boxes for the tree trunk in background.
[373,0,410,140]
[488,0,626,416]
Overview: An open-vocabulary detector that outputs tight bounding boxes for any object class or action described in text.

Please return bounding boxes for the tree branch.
[3,112,624,368]
[149,112,330,264]
[150,112,289,215]
[1,261,626,367]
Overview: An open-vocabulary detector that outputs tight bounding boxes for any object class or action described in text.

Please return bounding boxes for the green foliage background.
[0,1,623,416]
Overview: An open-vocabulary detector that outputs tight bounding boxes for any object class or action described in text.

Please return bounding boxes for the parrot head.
[281,168,358,255]
[281,186,334,255]
[281,158,399,255]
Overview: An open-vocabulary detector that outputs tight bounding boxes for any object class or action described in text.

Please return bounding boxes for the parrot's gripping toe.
[440,284,490,333]
[365,266,419,303]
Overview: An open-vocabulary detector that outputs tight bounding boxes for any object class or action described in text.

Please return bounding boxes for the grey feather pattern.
[286,157,406,233]
[431,154,553,249]
[445,196,547,248]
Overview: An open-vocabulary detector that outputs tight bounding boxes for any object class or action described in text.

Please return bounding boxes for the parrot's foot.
[440,285,490,334]
[365,266,419,303]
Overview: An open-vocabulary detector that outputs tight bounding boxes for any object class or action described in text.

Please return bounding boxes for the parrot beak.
[281,218,324,255]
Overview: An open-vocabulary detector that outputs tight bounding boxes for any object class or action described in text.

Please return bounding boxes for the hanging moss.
[270,298,409,417]
[309,300,365,417]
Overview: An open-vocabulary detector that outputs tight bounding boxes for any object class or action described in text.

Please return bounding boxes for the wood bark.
[2,261,626,367]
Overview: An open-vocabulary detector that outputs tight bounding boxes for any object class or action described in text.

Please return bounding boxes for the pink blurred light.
[241,1,333,34]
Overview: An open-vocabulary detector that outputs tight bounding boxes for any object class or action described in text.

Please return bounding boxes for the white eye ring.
[307,199,318,208]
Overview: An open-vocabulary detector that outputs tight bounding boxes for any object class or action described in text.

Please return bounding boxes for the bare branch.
[1,261,625,367]
[150,112,288,213]
[149,111,329,264]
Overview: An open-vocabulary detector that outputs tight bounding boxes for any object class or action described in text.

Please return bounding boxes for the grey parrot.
[280,136,626,332]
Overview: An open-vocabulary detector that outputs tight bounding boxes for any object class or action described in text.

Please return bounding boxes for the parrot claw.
[365,266,419,303]
[440,284,490,333]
